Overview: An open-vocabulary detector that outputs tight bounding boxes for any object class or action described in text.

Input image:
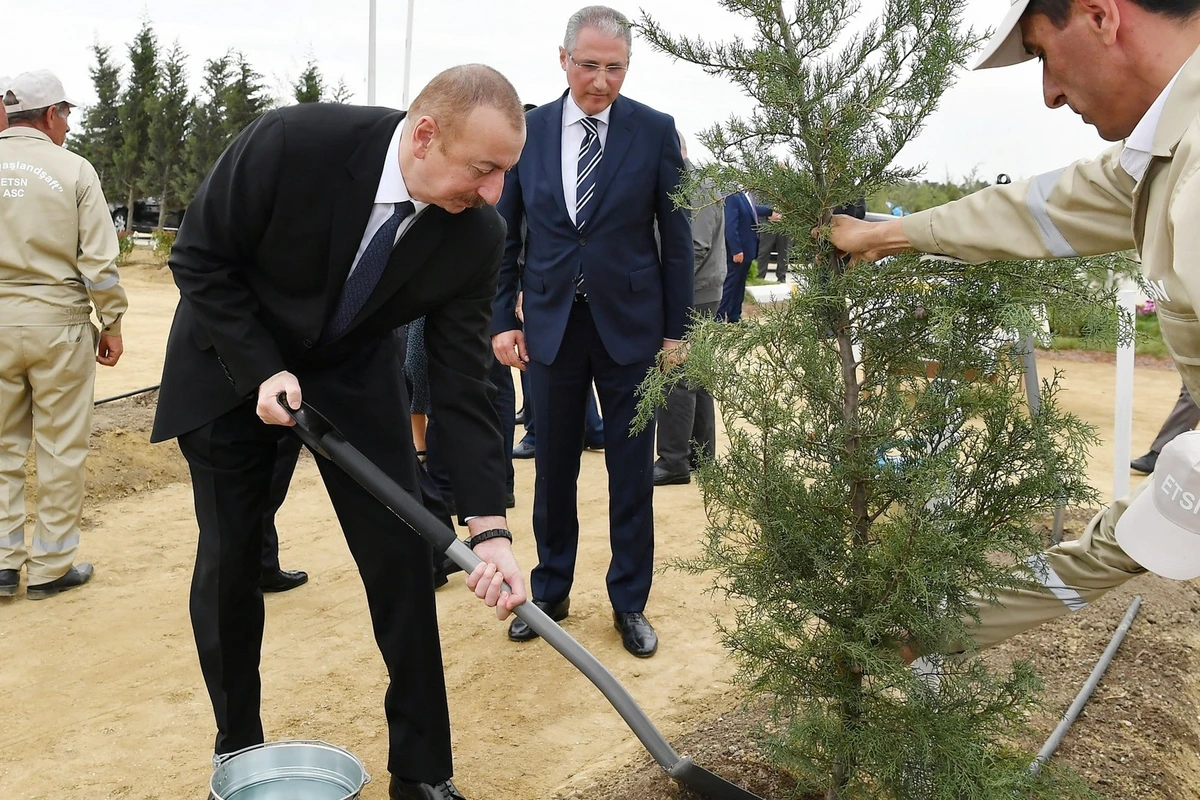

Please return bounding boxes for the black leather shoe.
[653,464,691,486]
[1131,451,1159,474]
[583,437,605,451]
[512,437,536,459]
[508,597,570,641]
[614,611,658,658]
[390,776,467,800]
[259,569,308,593]
[514,406,526,425]
[0,569,17,597]
[27,563,93,600]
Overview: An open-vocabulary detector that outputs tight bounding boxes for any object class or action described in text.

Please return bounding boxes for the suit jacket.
[151,103,507,515]
[492,92,692,366]
[685,162,726,306]
[724,192,771,267]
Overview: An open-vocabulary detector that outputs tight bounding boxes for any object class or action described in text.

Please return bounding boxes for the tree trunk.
[827,250,868,800]
[157,179,168,230]
[125,186,135,232]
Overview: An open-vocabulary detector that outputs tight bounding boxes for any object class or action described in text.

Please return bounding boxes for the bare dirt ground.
[2,257,1197,800]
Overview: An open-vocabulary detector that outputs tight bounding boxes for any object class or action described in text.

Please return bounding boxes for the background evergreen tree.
[638,2,1126,797]
[176,54,232,206]
[224,52,270,139]
[147,42,192,229]
[327,78,355,104]
[113,20,160,231]
[69,42,124,203]
[293,59,325,104]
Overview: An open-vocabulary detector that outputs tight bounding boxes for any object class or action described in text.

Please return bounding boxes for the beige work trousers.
[0,321,97,583]
[953,479,1149,653]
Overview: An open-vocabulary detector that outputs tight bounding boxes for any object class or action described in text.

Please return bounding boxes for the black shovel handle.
[276,395,764,800]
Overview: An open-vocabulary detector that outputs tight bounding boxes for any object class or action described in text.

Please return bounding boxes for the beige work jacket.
[0,127,126,334]
[901,47,1200,398]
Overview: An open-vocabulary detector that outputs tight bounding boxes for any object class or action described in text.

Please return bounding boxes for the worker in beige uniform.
[828,0,1200,655]
[0,70,127,599]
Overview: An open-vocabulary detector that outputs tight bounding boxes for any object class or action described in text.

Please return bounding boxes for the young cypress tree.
[175,54,233,206]
[637,2,1125,798]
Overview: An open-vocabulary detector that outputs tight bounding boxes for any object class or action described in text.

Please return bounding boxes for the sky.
[4,0,1109,186]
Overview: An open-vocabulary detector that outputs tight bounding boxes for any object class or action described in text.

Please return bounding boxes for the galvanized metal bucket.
[209,740,370,800]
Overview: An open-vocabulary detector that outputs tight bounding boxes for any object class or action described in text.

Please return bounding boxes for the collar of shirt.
[1121,64,1187,182]
[562,91,613,135]
[376,119,429,215]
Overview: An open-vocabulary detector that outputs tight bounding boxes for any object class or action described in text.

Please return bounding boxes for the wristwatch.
[464,528,513,550]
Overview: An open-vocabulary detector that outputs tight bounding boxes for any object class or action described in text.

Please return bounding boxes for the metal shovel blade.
[283,399,765,800]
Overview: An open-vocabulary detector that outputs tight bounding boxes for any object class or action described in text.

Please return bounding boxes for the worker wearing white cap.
[0,69,127,599]
[828,0,1200,654]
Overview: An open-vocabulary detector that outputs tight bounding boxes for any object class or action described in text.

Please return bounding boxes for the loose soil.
[2,257,1199,800]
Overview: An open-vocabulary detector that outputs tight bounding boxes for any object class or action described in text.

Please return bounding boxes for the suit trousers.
[1149,382,1200,454]
[756,231,792,282]
[947,480,1148,654]
[177,346,452,783]
[655,301,718,474]
[260,434,303,574]
[527,300,657,611]
[718,258,750,322]
[0,320,97,582]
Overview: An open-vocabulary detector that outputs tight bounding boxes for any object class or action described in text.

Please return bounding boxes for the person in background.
[653,131,724,486]
[1131,381,1200,473]
[0,70,126,600]
[718,189,772,323]
[492,5,692,658]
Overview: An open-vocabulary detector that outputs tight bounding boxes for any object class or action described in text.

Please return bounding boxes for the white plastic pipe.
[367,0,377,105]
[1113,288,1137,501]
[402,0,416,109]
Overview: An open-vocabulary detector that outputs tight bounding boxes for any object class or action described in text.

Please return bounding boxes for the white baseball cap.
[1116,431,1200,580]
[3,70,79,113]
[975,0,1036,70]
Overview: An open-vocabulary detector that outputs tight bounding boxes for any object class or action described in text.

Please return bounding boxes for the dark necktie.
[575,116,603,295]
[326,201,415,340]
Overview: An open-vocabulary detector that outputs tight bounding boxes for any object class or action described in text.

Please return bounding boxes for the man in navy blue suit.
[718,190,773,322]
[492,4,692,658]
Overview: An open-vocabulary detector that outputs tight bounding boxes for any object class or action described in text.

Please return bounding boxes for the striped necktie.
[325,201,415,341]
[575,116,603,295]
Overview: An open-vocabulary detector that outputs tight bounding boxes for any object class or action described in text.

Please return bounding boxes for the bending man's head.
[401,64,527,212]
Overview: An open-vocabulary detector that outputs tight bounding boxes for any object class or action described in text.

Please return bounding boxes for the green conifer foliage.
[638,2,1127,797]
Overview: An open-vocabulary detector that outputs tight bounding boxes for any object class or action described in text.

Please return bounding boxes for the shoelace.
[434,781,465,800]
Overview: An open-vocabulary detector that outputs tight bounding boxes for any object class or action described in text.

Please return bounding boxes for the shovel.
[281,397,764,800]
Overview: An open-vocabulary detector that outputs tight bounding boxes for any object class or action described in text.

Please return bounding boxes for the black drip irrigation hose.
[1029,594,1143,777]
[94,383,161,407]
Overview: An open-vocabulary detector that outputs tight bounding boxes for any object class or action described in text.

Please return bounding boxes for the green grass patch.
[1048,313,1168,359]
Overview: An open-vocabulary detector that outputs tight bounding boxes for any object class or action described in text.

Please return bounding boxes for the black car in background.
[110,197,185,232]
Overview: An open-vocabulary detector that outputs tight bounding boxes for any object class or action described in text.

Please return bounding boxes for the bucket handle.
[211,739,371,784]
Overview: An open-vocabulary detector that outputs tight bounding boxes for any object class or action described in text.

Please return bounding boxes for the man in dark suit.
[151,65,528,800]
[718,190,773,322]
[491,5,692,658]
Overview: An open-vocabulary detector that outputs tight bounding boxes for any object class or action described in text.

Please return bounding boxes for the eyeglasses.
[568,53,629,78]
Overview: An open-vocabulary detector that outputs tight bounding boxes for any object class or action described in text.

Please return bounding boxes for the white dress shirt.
[1121,64,1187,183]
[347,121,430,278]
[561,94,613,224]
